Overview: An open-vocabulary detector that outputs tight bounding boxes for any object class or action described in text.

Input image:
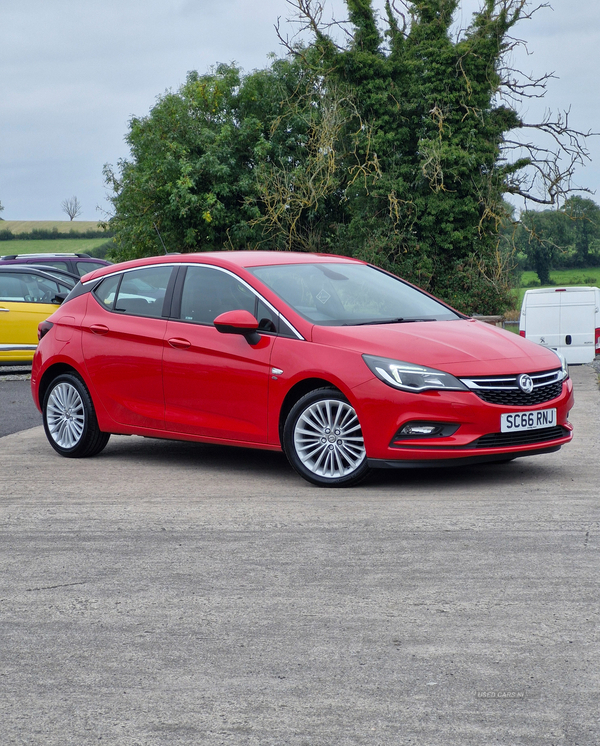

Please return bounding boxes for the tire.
[283,388,370,487]
[43,373,110,458]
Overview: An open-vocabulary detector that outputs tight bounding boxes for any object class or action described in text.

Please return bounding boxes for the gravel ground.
[0,365,31,382]
[1,365,599,746]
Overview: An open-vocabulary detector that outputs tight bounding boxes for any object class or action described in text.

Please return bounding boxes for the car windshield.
[250,263,461,326]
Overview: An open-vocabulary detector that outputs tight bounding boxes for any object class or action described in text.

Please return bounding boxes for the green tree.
[560,196,600,267]
[516,209,570,284]
[105,1,591,314]
[104,65,247,259]
[104,59,346,260]
[277,0,591,313]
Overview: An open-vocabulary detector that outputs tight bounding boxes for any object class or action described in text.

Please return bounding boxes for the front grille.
[476,426,569,449]
[472,381,563,406]
[460,368,565,406]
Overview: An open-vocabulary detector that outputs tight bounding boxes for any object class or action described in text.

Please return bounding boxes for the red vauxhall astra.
[31,251,573,486]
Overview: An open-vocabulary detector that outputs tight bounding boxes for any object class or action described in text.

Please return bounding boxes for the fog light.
[400,424,442,436]
[391,421,460,445]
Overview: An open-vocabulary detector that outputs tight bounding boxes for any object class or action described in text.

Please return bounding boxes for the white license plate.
[501,409,556,433]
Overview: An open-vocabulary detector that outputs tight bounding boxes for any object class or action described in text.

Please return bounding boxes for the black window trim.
[91,266,176,319]
[170,263,304,340]
[83,262,304,338]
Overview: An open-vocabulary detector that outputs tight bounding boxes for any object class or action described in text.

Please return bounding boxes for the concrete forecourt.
[0,364,599,745]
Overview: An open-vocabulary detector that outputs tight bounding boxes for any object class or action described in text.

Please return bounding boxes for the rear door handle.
[168,337,191,350]
[0,308,10,312]
[90,324,109,335]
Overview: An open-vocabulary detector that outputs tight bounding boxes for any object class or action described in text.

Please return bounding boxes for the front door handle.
[0,307,10,312]
[168,337,191,350]
[90,324,109,335]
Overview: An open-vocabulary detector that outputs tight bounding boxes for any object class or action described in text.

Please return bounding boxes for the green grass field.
[514,267,600,309]
[521,267,600,287]
[0,220,104,234]
[0,238,111,255]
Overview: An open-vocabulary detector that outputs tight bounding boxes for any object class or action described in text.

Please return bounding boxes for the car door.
[558,289,596,364]
[162,265,277,443]
[81,265,175,430]
[0,271,65,363]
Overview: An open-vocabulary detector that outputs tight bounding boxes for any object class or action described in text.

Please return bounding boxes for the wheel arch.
[37,362,85,410]
[278,377,343,446]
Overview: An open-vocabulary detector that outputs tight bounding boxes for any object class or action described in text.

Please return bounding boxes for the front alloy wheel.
[43,373,110,458]
[283,388,369,487]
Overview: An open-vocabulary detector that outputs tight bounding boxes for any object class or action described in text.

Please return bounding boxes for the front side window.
[179,266,279,331]
[250,263,461,326]
[0,272,65,303]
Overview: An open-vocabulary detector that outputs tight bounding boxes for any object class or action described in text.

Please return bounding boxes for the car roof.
[0,264,75,284]
[80,251,366,283]
[26,263,79,276]
[0,252,98,260]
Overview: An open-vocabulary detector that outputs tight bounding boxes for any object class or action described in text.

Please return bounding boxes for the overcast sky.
[1,0,599,222]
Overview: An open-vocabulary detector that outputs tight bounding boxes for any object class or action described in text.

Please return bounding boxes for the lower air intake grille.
[475,426,569,449]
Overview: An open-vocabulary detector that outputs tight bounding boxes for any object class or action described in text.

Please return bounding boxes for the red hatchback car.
[31,252,573,486]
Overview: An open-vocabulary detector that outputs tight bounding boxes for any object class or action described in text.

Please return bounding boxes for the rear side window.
[93,274,120,309]
[32,260,70,272]
[76,261,107,276]
[93,266,173,318]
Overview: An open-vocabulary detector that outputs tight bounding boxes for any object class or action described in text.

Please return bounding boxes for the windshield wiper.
[348,317,436,326]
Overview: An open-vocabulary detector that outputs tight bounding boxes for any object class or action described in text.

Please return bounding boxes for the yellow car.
[0,267,74,364]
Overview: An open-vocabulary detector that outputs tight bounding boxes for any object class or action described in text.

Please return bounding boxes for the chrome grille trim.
[459,368,566,406]
[460,368,564,391]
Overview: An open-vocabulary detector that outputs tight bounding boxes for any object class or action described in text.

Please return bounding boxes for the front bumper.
[351,376,574,463]
[368,444,563,469]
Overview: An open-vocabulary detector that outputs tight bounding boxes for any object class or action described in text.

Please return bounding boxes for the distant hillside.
[0,238,112,256]
[0,220,105,234]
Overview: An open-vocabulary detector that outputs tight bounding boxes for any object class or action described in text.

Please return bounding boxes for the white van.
[519,286,600,364]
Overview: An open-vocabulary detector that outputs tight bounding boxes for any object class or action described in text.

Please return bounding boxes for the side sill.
[368,445,561,469]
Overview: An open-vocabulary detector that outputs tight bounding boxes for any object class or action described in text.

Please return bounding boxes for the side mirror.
[52,292,68,305]
[213,310,261,345]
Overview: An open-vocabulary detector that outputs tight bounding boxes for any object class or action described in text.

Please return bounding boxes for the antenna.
[153,223,168,255]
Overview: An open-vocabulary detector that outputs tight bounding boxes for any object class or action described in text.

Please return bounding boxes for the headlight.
[363,355,468,393]
[554,350,569,381]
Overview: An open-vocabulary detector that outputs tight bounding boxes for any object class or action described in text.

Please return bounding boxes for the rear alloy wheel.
[283,388,370,487]
[43,373,110,458]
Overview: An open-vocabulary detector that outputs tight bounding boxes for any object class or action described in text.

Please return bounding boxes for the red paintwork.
[32,252,574,465]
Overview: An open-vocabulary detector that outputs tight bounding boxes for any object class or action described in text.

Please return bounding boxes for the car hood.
[311,319,561,376]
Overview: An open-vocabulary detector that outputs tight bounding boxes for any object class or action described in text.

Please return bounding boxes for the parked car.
[520,286,600,364]
[31,252,573,486]
[0,252,111,277]
[26,264,80,283]
[0,266,75,364]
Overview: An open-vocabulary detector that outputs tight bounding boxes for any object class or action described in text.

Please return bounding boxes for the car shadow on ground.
[94,433,559,492]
